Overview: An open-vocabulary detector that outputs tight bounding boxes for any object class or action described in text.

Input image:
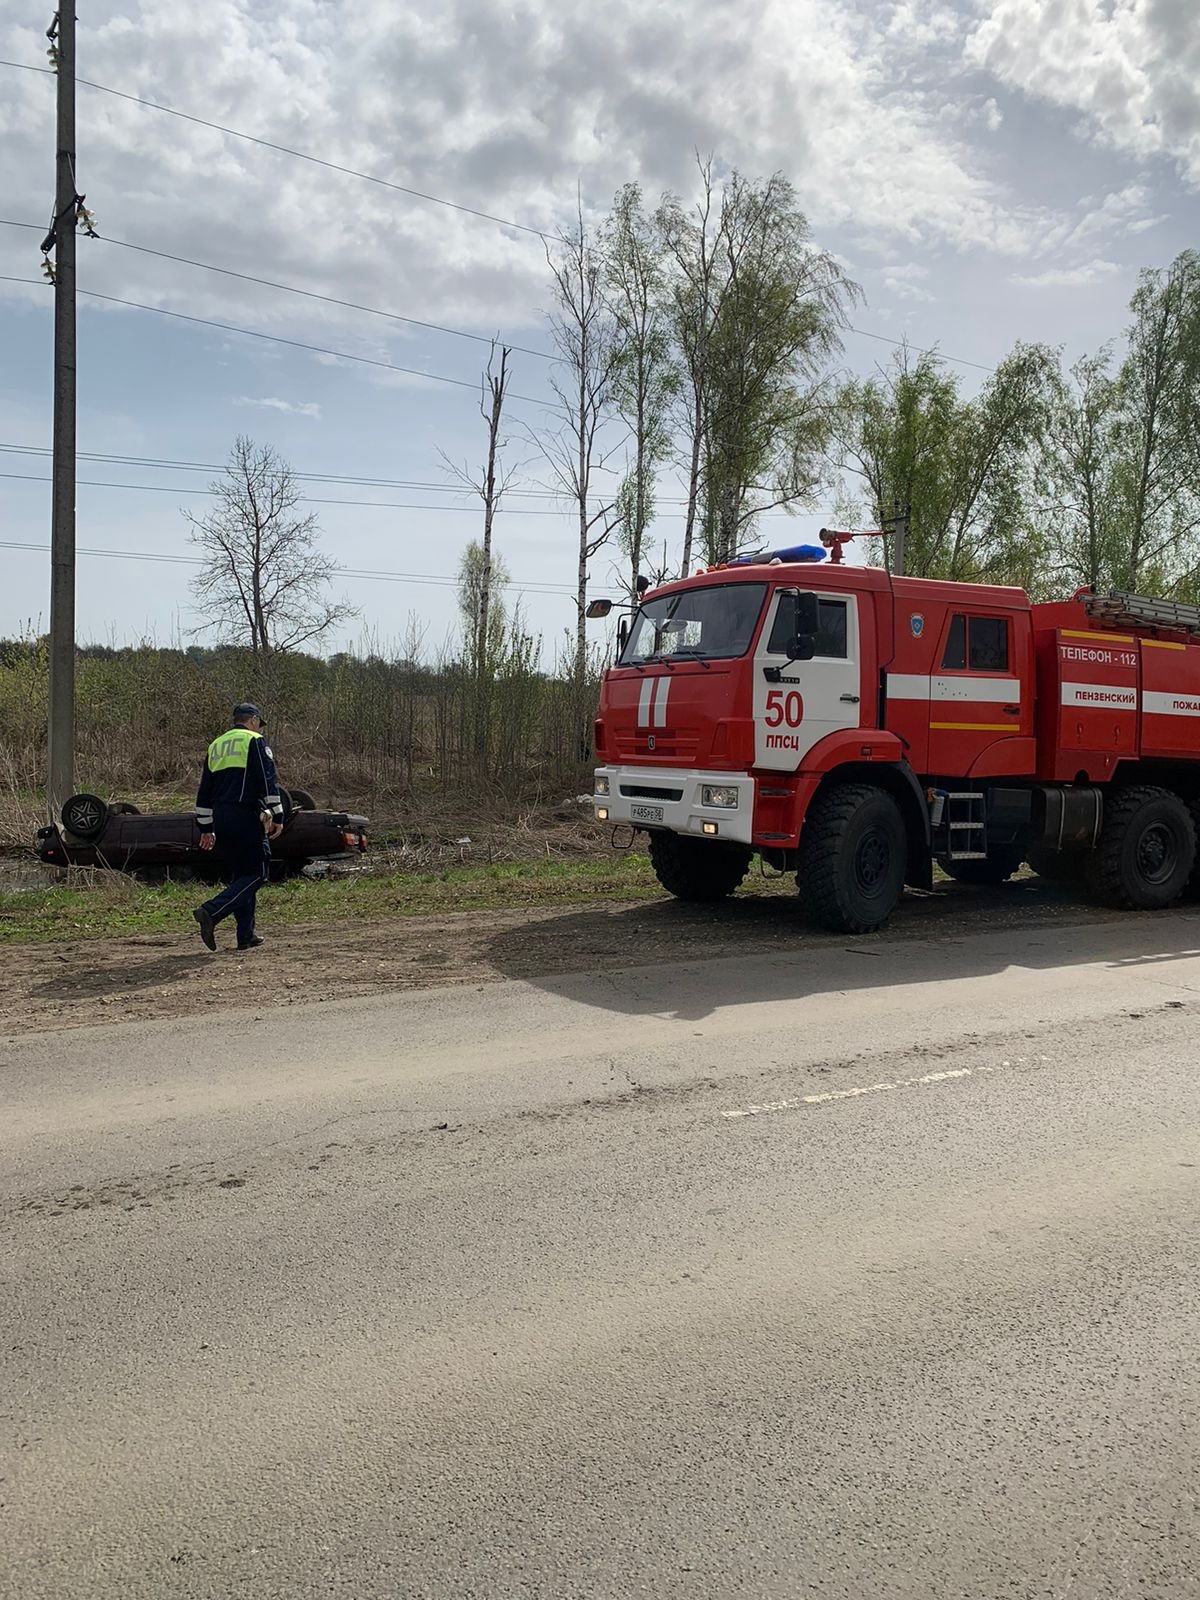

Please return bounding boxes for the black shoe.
[237,934,265,950]
[193,907,217,952]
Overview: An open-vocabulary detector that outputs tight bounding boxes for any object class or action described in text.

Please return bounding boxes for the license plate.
[630,804,664,824]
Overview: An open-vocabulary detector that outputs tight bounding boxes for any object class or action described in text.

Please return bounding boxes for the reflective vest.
[207,727,263,772]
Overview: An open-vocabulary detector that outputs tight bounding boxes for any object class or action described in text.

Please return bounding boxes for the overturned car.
[36,788,368,875]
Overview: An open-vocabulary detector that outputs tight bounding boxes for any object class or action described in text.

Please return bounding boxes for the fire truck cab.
[592,556,1200,932]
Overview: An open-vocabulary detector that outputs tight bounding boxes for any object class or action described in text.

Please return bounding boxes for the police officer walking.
[192,702,284,952]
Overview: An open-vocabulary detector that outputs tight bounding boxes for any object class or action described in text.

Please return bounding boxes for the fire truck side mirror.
[586,598,613,619]
[792,591,820,637]
[789,635,816,661]
[617,618,630,656]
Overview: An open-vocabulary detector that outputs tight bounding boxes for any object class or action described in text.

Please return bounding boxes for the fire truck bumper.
[593,766,755,845]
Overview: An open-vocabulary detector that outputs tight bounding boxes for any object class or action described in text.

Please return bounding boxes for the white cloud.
[966,0,1200,186]
[1011,260,1122,289]
[0,0,1103,361]
[235,395,322,418]
[882,261,936,302]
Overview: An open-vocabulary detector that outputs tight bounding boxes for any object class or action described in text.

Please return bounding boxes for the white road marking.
[723,1065,987,1118]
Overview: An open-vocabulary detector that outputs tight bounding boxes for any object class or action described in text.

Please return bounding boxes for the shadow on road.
[28,951,213,1003]
[487,876,1200,1023]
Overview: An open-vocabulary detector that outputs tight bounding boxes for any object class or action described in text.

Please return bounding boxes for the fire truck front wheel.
[1086,785,1196,910]
[796,783,906,934]
[647,831,752,902]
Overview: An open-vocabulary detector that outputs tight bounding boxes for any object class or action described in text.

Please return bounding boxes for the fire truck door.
[753,591,862,771]
[925,609,1028,775]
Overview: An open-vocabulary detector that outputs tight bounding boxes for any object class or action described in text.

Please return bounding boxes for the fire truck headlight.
[594,772,610,796]
[701,785,739,809]
[597,807,609,822]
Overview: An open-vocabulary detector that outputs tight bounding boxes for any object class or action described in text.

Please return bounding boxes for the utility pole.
[44,6,77,819]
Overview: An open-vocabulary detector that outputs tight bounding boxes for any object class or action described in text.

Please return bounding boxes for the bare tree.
[442,343,515,669]
[539,201,618,753]
[186,436,356,654]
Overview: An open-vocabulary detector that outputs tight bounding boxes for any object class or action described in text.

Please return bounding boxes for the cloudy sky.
[0,0,1197,655]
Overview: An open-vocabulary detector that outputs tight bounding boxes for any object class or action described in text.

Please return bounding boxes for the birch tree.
[602,183,679,598]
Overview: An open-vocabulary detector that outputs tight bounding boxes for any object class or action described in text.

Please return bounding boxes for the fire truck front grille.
[620,784,684,801]
[613,732,701,761]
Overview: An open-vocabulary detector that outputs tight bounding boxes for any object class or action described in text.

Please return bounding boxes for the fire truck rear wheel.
[796,783,906,934]
[1187,800,1200,901]
[647,831,752,902]
[1086,785,1195,910]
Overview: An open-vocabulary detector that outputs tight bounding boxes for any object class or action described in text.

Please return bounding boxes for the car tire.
[1085,786,1195,910]
[108,801,140,817]
[287,787,317,811]
[61,792,109,841]
[797,783,906,934]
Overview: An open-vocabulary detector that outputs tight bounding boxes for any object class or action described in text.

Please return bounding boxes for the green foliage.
[655,164,856,566]
[602,183,680,596]
[836,343,1057,589]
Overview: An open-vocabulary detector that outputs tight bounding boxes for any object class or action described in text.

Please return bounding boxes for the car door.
[752,590,862,771]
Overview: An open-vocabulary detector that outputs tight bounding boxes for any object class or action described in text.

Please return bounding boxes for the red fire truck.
[592,544,1200,932]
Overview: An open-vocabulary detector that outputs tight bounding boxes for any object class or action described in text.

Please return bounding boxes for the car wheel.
[108,801,141,817]
[287,787,317,811]
[61,792,109,841]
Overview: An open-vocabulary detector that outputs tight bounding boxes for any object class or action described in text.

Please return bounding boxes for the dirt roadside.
[0,874,1158,1035]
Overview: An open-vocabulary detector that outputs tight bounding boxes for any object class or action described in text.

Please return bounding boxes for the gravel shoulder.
[0,871,1149,1035]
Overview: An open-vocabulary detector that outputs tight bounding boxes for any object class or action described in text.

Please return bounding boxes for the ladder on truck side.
[1084,591,1200,637]
[933,791,989,860]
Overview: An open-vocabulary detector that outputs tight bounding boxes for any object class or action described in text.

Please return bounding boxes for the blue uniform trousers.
[201,803,270,945]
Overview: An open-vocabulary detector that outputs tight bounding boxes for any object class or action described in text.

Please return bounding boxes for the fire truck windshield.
[619,582,768,665]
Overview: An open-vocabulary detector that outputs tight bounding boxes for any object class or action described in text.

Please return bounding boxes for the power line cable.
[0,59,558,243]
[0,539,577,597]
[0,216,555,360]
[0,468,579,514]
[0,58,997,375]
[0,442,724,507]
[0,466,844,519]
[0,275,556,406]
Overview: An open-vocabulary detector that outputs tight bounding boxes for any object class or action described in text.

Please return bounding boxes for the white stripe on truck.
[888,674,1022,703]
[637,678,654,726]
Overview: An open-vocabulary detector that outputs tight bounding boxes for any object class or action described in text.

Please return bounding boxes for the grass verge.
[0,857,662,944]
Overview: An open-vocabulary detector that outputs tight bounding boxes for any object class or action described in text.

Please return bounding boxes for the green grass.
[0,856,663,944]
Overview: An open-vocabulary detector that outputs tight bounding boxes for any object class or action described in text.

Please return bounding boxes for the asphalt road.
[4,913,1200,1598]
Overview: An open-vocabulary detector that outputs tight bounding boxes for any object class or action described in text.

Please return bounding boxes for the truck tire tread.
[1085,785,1195,909]
[648,831,752,902]
[796,782,906,934]
[1186,798,1200,901]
